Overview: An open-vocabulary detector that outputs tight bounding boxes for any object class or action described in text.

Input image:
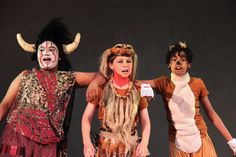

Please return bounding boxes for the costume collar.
[171,72,190,85]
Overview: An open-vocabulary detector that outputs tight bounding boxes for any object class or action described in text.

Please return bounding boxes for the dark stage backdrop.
[1,0,236,156]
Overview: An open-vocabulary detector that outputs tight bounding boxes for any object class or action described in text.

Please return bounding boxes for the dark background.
[1,0,236,156]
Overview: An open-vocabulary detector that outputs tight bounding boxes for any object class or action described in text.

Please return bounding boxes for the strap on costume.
[0,144,25,156]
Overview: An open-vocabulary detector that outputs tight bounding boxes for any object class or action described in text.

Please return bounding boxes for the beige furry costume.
[153,73,217,157]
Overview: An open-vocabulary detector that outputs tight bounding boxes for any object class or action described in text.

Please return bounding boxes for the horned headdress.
[16,18,80,54]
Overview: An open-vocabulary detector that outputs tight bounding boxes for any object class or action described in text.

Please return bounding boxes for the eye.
[39,48,44,52]
[171,57,177,62]
[181,58,187,62]
[49,48,56,52]
[127,59,132,63]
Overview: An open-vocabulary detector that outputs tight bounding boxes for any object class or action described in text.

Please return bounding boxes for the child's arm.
[74,72,106,103]
[74,72,97,87]
[136,108,151,157]
[135,79,156,89]
[201,96,232,140]
[201,96,236,155]
[142,80,156,88]
[81,102,96,157]
[74,72,107,87]
[0,71,24,121]
[86,72,107,102]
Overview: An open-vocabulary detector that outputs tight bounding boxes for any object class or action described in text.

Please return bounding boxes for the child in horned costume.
[81,44,151,157]
[139,42,236,156]
[0,18,100,157]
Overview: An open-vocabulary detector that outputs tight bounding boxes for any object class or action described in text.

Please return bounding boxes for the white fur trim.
[169,73,202,153]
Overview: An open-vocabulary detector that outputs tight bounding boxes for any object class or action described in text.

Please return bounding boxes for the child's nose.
[123,62,128,66]
[176,61,181,65]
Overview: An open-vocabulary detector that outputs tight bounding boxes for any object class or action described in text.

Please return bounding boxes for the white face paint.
[37,41,59,70]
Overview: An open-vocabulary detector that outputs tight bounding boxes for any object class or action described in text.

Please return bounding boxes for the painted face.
[109,56,133,78]
[37,41,59,70]
[169,51,191,76]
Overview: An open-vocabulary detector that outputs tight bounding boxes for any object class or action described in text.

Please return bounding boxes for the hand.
[135,141,149,157]
[228,138,236,155]
[134,80,142,88]
[141,83,154,101]
[83,142,95,157]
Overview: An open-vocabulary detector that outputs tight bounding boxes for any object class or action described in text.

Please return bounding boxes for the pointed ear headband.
[169,41,187,51]
[16,33,81,54]
[179,41,187,48]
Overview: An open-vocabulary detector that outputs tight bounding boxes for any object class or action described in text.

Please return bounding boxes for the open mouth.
[122,69,129,73]
[175,66,182,70]
[43,57,52,62]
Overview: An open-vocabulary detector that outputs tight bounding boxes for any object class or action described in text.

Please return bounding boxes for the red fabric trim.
[9,145,17,155]
[0,144,25,156]
[35,70,57,113]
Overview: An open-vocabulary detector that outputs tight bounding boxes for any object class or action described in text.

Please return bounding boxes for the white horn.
[16,33,36,53]
[63,33,81,54]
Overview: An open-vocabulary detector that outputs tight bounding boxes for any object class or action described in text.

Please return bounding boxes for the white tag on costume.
[169,73,202,153]
[141,83,154,98]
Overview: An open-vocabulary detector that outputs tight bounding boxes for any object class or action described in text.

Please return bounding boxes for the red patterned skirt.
[0,124,64,157]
